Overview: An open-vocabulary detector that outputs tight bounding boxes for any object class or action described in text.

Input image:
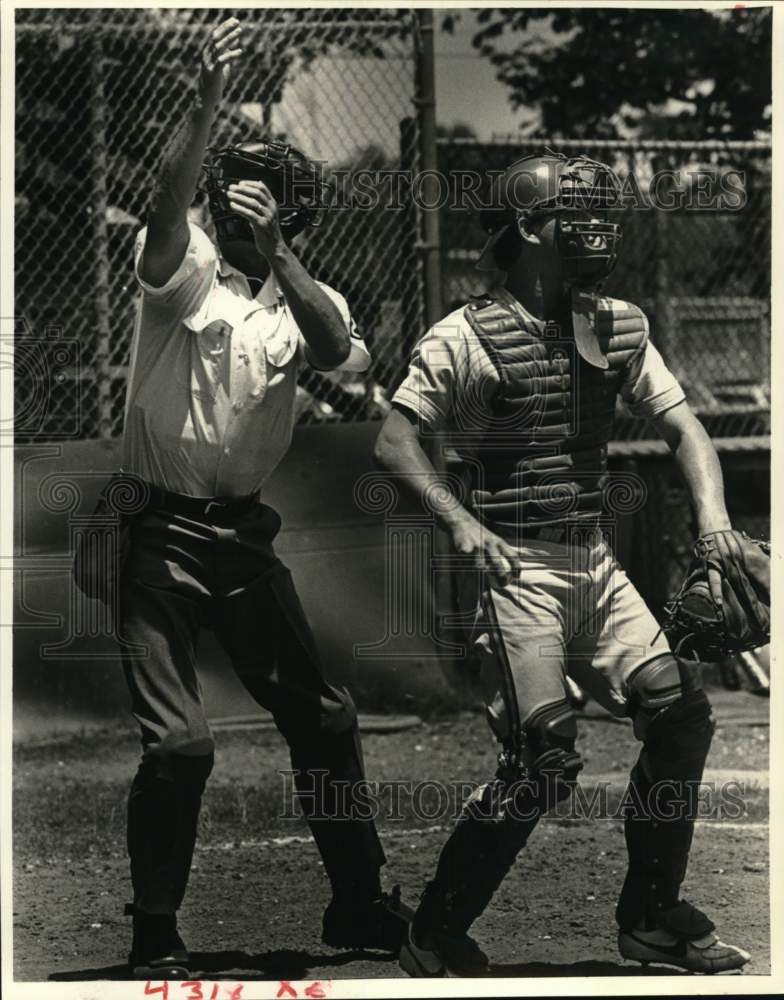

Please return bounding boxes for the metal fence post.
[650,149,677,370]
[90,26,115,440]
[399,116,422,358]
[653,204,677,368]
[415,10,443,330]
[412,12,460,681]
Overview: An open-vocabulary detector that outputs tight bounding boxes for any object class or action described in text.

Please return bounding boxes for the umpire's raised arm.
[139,18,243,288]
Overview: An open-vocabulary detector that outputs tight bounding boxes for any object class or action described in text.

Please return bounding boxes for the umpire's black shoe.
[399,923,490,977]
[126,905,190,979]
[322,885,414,953]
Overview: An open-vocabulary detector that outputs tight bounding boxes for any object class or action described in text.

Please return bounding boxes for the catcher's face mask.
[201,140,328,249]
[550,209,622,288]
[479,151,623,287]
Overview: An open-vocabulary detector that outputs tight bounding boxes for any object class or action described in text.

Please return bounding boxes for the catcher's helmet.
[478,150,623,287]
[202,140,328,244]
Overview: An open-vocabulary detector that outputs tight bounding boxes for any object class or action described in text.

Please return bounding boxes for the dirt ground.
[12,691,770,986]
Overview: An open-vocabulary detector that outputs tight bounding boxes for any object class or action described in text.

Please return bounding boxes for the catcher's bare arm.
[140,18,244,288]
[654,400,770,655]
[651,401,730,534]
[375,406,522,586]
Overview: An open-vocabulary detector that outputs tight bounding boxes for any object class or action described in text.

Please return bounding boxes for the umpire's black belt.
[144,482,261,522]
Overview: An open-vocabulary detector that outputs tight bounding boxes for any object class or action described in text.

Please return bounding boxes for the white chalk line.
[198,819,768,854]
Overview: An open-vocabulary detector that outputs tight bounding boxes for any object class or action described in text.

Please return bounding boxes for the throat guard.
[202,140,328,243]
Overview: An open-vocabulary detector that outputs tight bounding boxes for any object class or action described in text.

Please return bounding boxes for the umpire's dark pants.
[120,500,385,915]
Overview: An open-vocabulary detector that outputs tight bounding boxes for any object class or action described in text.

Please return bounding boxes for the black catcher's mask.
[202,140,328,248]
[479,150,624,287]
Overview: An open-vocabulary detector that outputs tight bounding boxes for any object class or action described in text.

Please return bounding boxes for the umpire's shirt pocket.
[188,291,298,399]
[234,300,298,406]
[181,284,241,402]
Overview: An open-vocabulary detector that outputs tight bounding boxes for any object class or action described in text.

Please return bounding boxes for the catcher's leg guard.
[127,750,214,915]
[414,699,582,940]
[412,779,538,945]
[616,660,714,932]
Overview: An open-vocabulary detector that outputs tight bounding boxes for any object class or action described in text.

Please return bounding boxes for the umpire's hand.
[226,180,285,258]
[200,17,244,97]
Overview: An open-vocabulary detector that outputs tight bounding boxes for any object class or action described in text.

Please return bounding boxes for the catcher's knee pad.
[515,700,583,805]
[641,688,714,784]
[627,654,683,741]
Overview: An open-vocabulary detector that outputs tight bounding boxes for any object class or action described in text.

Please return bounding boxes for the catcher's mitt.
[663,529,771,663]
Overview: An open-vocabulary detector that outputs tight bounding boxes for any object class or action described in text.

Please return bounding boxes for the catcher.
[95,18,409,978]
[375,150,770,976]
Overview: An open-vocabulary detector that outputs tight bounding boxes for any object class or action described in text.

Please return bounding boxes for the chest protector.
[464,288,648,536]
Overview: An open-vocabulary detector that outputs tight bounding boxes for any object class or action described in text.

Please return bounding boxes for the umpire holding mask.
[100,17,410,978]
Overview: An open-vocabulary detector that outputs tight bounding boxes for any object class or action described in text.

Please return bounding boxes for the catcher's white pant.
[468,530,675,743]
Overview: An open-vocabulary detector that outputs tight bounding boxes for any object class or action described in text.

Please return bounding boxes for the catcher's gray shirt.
[393,302,686,452]
[122,222,369,498]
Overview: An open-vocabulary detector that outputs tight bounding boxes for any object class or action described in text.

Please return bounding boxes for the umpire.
[107,18,407,978]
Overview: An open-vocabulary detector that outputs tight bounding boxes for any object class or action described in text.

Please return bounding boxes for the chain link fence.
[14,7,425,439]
[438,137,771,440]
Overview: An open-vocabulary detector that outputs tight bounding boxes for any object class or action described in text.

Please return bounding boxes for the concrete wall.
[14,429,770,740]
[13,426,467,740]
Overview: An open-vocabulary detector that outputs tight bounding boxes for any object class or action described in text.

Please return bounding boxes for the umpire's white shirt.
[122,223,370,498]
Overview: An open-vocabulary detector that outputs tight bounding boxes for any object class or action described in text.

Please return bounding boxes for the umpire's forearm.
[269,244,350,369]
[147,76,220,232]
[671,424,731,535]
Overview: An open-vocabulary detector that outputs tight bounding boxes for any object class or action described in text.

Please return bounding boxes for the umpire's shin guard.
[127,751,214,915]
[290,720,385,901]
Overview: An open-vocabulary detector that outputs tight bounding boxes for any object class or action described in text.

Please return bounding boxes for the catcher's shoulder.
[596,294,650,350]
[597,294,648,321]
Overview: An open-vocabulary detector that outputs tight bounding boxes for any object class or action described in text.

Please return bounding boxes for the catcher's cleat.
[126,906,190,980]
[618,928,750,974]
[399,924,489,978]
[322,885,414,953]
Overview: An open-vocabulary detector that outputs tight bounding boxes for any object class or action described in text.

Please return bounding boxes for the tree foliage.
[462,7,771,139]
